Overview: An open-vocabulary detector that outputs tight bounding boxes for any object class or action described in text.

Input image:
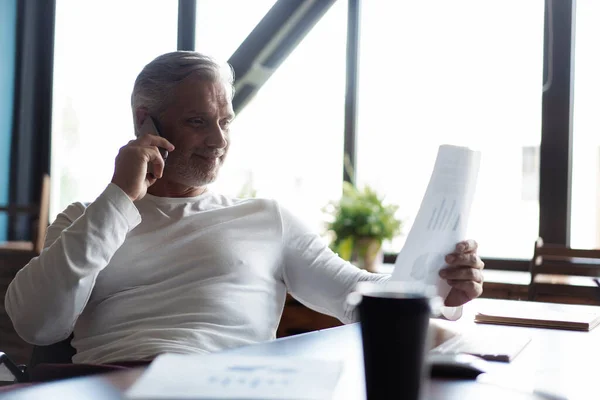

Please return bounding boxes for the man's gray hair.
[131,51,235,134]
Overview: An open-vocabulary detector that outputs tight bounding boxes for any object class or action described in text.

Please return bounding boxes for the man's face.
[158,75,235,187]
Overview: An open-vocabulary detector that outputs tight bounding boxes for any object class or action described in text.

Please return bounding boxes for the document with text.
[126,353,343,400]
[391,145,481,300]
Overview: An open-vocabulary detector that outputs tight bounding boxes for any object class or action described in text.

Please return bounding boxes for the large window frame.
[8,0,578,273]
[538,0,575,246]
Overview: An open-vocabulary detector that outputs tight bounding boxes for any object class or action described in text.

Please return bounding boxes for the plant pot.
[352,237,383,273]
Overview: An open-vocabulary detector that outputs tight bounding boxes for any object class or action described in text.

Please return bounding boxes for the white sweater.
[5,184,389,364]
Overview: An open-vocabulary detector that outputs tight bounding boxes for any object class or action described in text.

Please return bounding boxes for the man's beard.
[163,149,227,187]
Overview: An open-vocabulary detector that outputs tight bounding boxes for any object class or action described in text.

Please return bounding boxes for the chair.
[277,294,342,337]
[2,335,155,386]
[0,174,51,255]
[1,336,75,383]
[1,175,50,365]
[528,237,600,305]
[0,174,64,384]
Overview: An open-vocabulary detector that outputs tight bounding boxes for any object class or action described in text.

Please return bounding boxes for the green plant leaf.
[324,183,402,251]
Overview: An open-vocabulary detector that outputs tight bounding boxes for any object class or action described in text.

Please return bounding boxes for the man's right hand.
[111,134,175,202]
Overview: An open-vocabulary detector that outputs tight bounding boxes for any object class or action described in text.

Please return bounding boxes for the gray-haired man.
[6,51,484,365]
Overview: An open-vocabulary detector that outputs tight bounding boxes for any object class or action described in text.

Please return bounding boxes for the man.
[5,51,484,365]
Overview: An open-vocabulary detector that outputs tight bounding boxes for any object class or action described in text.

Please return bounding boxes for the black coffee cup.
[348,281,441,400]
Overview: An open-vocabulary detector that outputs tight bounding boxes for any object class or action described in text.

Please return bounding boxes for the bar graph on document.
[391,145,481,299]
[427,198,461,232]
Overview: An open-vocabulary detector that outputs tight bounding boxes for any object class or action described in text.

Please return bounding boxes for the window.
[571,0,600,249]
[356,1,545,258]
[209,1,348,234]
[51,1,177,219]
[195,0,277,61]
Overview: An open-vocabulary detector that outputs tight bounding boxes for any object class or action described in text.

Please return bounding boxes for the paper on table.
[391,145,481,300]
[126,353,343,400]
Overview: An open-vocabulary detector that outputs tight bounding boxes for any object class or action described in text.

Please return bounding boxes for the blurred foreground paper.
[391,145,481,300]
[126,353,343,400]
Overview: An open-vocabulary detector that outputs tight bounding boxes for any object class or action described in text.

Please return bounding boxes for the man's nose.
[206,124,228,149]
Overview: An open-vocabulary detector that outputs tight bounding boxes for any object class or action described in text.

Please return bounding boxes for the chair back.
[0,173,51,255]
[528,237,600,304]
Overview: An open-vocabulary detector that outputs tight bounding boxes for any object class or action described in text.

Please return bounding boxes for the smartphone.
[139,116,168,178]
[140,116,168,160]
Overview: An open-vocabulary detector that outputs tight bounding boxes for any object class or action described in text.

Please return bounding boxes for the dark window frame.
[538,0,575,246]
[178,0,196,51]
[343,0,360,184]
[8,0,56,241]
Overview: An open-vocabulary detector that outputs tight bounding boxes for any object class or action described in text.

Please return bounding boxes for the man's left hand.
[439,239,485,307]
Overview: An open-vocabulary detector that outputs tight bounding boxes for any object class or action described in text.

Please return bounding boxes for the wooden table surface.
[3,298,599,399]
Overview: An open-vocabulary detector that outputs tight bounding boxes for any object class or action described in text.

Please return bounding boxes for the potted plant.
[323,182,402,272]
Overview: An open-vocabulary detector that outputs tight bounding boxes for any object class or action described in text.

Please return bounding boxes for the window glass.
[51,0,177,219]
[357,0,545,258]
[210,1,347,233]
[195,0,277,60]
[571,0,600,249]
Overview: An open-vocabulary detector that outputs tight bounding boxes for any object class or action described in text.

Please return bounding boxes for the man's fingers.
[145,174,157,187]
[456,239,478,253]
[152,160,163,179]
[445,253,485,269]
[444,289,470,307]
[447,279,483,299]
[112,139,169,201]
[136,133,175,152]
[144,147,165,179]
[439,266,484,283]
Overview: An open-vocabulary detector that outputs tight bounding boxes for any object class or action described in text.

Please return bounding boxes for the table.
[2,298,600,399]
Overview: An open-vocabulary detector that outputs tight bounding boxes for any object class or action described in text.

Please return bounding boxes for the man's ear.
[135,108,150,135]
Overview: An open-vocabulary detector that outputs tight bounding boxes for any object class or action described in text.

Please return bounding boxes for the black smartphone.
[140,116,168,178]
[140,116,168,160]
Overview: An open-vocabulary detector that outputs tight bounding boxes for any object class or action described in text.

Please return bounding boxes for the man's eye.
[221,119,232,129]
[190,118,205,125]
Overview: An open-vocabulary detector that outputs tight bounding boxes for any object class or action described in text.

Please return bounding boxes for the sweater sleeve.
[4,183,141,345]
[278,204,388,324]
[277,203,464,323]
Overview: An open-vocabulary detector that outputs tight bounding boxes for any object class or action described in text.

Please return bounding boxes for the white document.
[390,145,481,299]
[126,353,343,400]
